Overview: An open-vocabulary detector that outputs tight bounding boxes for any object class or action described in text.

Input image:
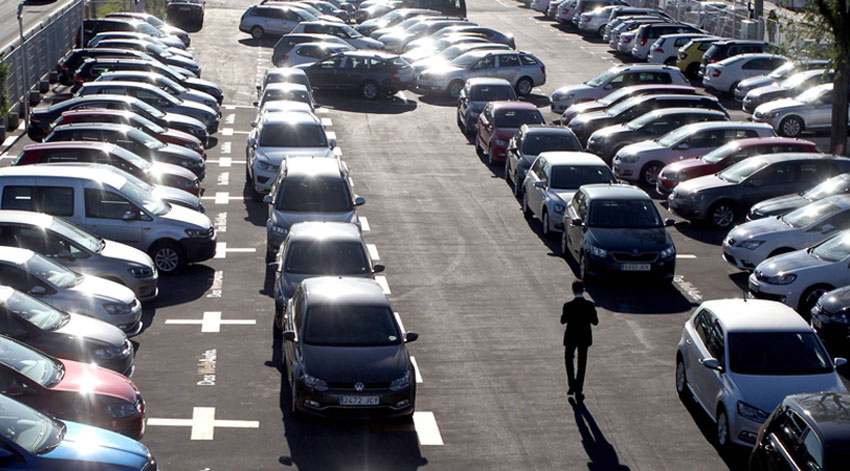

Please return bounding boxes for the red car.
[0,335,145,439]
[656,137,819,194]
[14,141,202,196]
[476,101,544,165]
[50,109,206,158]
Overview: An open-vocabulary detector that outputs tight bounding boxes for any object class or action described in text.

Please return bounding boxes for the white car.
[576,5,620,35]
[521,152,617,237]
[549,63,689,113]
[733,59,830,101]
[255,82,315,110]
[749,229,850,313]
[723,195,850,271]
[554,0,579,23]
[612,121,775,186]
[646,33,711,65]
[531,0,554,13]
[0,247,143,336]
[703,53,789,95]
[280,41,354,67]
[676,299,846,449]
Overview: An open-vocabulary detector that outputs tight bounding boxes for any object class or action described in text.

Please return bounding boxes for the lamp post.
[17,1,29,129]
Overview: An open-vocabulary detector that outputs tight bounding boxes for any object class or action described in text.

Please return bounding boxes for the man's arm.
[589,302,599,326]
[560,303,569,325]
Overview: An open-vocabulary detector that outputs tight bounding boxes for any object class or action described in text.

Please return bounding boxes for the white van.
[0,164,216,273]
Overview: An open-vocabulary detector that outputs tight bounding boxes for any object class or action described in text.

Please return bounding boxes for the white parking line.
[220,142,231,154]
[410,356,423,383]
[217,172,230,186]
[225,114,235,125]
[223,104,256,110]
[147,407,259,440]
[367,243,380,260]
[677,254,697,259]
[165,312,256,333]
[222,128,233,136]
[219,157,232,167]
[333,146,343,157]
[214,242,257,259]
[360,217,370,231]
[321,117,333,127]
[376,276,391,294]
[325,131,336,141]
[413,412,444,446]
[393,311,405,332]
[215,192,229,205]
[316,108,329,114]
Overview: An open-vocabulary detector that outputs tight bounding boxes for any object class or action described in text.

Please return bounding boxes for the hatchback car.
[405,26,515,52]
[87,32,192,59]
[647,33,711,65]
[281,42,354,67]
[559,83,697,125]
[291,20,386,49]
[260,66,313,91]
[754,84,841,138]
[506,125,582,196]
[282,276,418,418]
[167,0,206,29]
[417,49,546,98]
[699,40,775,78]
[734,59,830,103]
[271,33,351,66]
[749,171,850,221]
[676,36,722,77]
[562,184,676,280]
[811,286,850,347]
[456,78,517,134]
[0,335,144,438]
[377,19,473,53]
[94,71,219,111]
[475,101,545,165]
[299,51,414,99]
[522,152,617,237]
[240,4,317,39]
[703,54,789,95]
[676,299,846,449]
[631,23,705,61]
[92,39,201,76]
[743,69,833,114]
[256,82,315,109]
[410,41,511,76]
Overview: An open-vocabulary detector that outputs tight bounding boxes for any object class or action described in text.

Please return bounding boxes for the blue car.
[0,394,156,470]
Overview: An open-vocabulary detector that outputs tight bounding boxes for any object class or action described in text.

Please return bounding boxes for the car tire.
[289,374,302,418]
[251,25,264,40]
[447,80,464,99]
[779,116,804,137]
[728,81,739,98]
[664,57,677,65]
[799,284,833,317]
[150,240,186,274]
[708,201,736,229]
[597,25,606,36]
[675,355,689,400]
[716,406,730,451]
[640,161,664,187]
[542,210,554,239]
[273,303,283,338]
[361,80,379,100]
[515,77,533,96]
[457,113,465,133]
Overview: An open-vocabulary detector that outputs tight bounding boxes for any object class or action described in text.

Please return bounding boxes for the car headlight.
[302,374,328,391]
[660,246,676,258]
[389,370,411,391]
[764,272,797,285]
[104,303,134,315]
[128,266,154,278]
[95,345,126,359]
[588,245,607,258]
[187,141,203,152]
[764,111,780,119]
[106,402,139,418]
[553,91,573,101]
[256,159,278,172]
[176,178,200,189]
[185,228,211,239]
[739,240,764,250]
[553,203,566,214]
[737,401,770,423]
[617,154,640,164]
[494,138,508,147]
[664,172,684,181]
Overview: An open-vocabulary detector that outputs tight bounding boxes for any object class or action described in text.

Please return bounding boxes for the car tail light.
[75,75,84,83]
[624,37,632,43]
[541,65,546,76]
[390,71,399,80]
[655,48,664,53]
[679,51,687,60]
[712,69,721,77]
[640,39,647,46]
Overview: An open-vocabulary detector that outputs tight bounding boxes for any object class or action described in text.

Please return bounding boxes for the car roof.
[719,53,786,65]
[0,247,36,266]
[80,81,161,92]
[612,64,682,73]
[338,50,398,60]
[298,20,348,26]
[631,93,717,104]
[23,141,115,153]
[582,183,650,200]
[668,120,773,134]
[522,124,576,134]
[0,164,129,188]
[783,392,850,444]
[641,107,727,119]
[52,122,137,133]
[96,39,151,46]
[713,39,768,46]
[537,152,607,166]
[60,108,136,119]
[283,157,342,178]
[465,77,511,87]
[730,137,817,148]
[260,100,314,113]
[288,221,362,243]
[698,299,811,332]
[488,101,539,111]
[747,152,844,165]
[261,111,321,126]
[98,71,162,80]
[302,276,390,308]
[818,193,850,210]
[295,42,351,49]
[0,210,54,228]
[266,67,309,78]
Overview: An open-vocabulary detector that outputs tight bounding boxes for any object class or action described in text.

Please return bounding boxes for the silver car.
[255,82,315,109]
[456,78,517,134]
[417,49,546,98]
[0,211,158,302]
[95,71,220,112]
[753,84,845,138]
[0,247,142,336]
[239,4,316,39]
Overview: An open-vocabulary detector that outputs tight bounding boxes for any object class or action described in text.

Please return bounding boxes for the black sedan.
[562,184,676,281]
[811,285,850,348]
[298,51,414,99]
[282,276,417,418]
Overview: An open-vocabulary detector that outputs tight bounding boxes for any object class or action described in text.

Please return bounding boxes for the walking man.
[561,280,598,401]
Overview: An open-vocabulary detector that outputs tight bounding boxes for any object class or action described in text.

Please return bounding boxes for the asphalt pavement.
[1,0,848,469]
[0,0,79,50]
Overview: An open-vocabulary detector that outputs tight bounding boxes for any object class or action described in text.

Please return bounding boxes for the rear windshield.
[728,332,833,375]
[494,109,543,128]
[523,132,581,155]
[550,165,616,190]
[284,241,369,275]
[260,123,327,147]
[275,178,352,212]
[469,85,515,102]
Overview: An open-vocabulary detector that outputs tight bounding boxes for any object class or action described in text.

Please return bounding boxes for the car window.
[292,288,304,331]
[674,37,692,47]
[497,54,520,67]
[284,241,369,275]
[530,156,544,177]
[275,178,353,212]
[519,54,538,66]
[797,162,833,185]
[799,427,824,470]
[0,265,33,293]
[752,162,794,185]
[317,55,344,69]
[0,187,73,217]
[707,318,725,367]
[471,56,495,70]
[683,130,723,148]
[694,309,712,347]
[84,189,136,220]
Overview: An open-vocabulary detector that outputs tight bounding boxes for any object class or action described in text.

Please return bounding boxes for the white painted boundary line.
[413,412,444,446]
[147,407,259,440]
[165,312,256,333]
[376,276,390,295]
[410,356,423,383]
[360,217,370,231]
[676,254,697,259]
[366,243,380,260]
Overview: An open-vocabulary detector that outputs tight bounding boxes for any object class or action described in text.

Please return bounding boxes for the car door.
[526,156,548,217]
[307,55,345,89]
[494,53,521,84]
[684,309,714,406]
[694,316,726,411]
[565,190,588,258]
[739,162,797,208]
[283,287,305,374]
[83,188,144,246]
[469,54,496,80]
[340,55,367,90]
[805,90,833,129]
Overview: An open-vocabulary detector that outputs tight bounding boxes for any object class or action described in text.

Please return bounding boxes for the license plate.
[621,264,650,271]
[339,396,379,406]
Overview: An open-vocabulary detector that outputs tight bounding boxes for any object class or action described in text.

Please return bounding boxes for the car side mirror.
[835,357,847,368]
[28,285,47,296]
[675,143,689,151]
[253,100,259,107]
[404,332,419,343]
[354,196,366,206]
[700,358,724,372]
[247,137,256,148]
[372,263,385,273]
[282,331,296,342]
[534,180,547,188]
[570,217,583,226]
[262,195,273,204]
[122,210,138,221]
[665,218,675,227]
[329,138,337,149]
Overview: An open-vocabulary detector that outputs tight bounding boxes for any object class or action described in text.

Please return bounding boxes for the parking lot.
[1,0,848,469]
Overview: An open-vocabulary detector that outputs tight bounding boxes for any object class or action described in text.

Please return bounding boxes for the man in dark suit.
[561,280,598,401]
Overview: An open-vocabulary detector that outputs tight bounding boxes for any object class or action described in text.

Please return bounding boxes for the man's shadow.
[570,398,631,471]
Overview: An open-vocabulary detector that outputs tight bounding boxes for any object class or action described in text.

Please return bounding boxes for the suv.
[456,78,517,134]
[73,58,222,102]
[700,40,774,78]
[506,125,582,196]
[166,0,206,30]
[263,158,363,260]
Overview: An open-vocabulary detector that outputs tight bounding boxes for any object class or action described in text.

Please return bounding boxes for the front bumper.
[180,237,217,263]
[667,194,708,222]
[295,383,415,419]
[721,244,766,271]
[612,161,639,182]
[812,312,850,346]
[415,78,448,94]
[747,277,799,309]
[252,162,279,194]
[728,412,763,447]
[126,275,159,302]
[655,177,678,195]
[584,253,675,279]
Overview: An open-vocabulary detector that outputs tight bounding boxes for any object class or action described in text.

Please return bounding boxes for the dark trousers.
[565,343,589,393]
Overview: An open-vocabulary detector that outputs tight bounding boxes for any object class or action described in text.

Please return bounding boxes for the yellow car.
[676,37,721,78]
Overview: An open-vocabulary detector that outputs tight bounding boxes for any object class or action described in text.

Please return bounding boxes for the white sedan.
[723,195,850,271]
[703,53,789,95]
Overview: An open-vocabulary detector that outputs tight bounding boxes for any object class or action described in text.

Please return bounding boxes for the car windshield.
[606,96,641,116]
[135,100,165,119]
[768,61,796,79]
[812,231,850,262]
[796,86,828,104]
[781,201,840,229]
[523,133,581,155]
[262,89,311,107]
[145,15,165,27]
[437,45,473,60]
[0,394,64,454]
[700,142,739,164]
[494,109,543,128]
[275,178,352,212]
[5,290,67,331]
[728,332,833,375]
[50,219,101,253]
[0,337,63,387]
[450,53,485,67]
[718,159,769,183]
[131,114,166,134]
[128,128,165,150]
[109,144,153,171]
[804,174,850,200]
[137,23,164,37]
[550,165,616,190]
[588,199,663,228]
[586,68,617,87]
[303,305,401,346]
[597,87,634,106]
[469,85,515,102]
[259,123,327,147]
[780,72,815,89]
[148,44,171,58]
[625,111,662,130]
[656,125,697,147]
[339,24,361,38]
[284,241,369,275]
[120,180,169,216]
[24,254,80,289]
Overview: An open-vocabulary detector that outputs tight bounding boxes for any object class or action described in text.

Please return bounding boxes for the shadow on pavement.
[677,393,750,470]
[237,37,278,48]
[523,93,550,108]
[317,92,418,114]
[241,181,269,227]
[418,93,458,107]
[673,221,728,246]
[569,398,631,471]
[154,264,215,308]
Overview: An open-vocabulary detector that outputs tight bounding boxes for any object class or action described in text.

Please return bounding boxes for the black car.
[586,108,729,164]
[748,172,850,220]
[167,0,206,29]
[28,95,209,144]
[568,94,728,146]
[749,392,850,471]
[700,40,775,77]
[45,123,205,178]
[505,125,582,196]
[282,276,418,418]
[562,184,676,280]
[811,286,850,348]
[74,58,222,103]
[298,51,415,99]
[0,286,134,376]
[92,39,201,77]
[59,48,156,85]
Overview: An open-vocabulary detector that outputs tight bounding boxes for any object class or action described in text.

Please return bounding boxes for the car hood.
[729,372,846,415]
[551,189,577,205]
[566,99,604,115]
[182,89,218,106]
[750,194,810,217]
[260,147,333,165]
[404,47,437,64]
[41,420,150,469]
[755,97,803,115]
[587,226,671,251]
[590,124,631,140]
[355,37,385,49]
[173,99,216,116]
[379,32,408,44]
[162,111,206,130]
[554,83,594,97]
[303,344,407,383]
[570,110,611,128]
[675,174,734,195]
[420,64,463,77]
[54,359,138,403]
[69,275,136,305]
[748,84,785,99]
[160,143,204,163]
[271,208,356,231]
[57,313,127,348]
[167,54,198,69]
[617,139,664,157]
[663,157,714,176]
[161,203,211,229]
[412,56,446,73]
[150,161,198,181]
[161,128,202,147]
[755,248,828,276]
[728,216,791,241]
[153,186,201,211]
[100,240,155,270]
[739,75,776,90]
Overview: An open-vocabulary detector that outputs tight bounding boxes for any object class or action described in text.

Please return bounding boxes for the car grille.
[612,252,658,263]
[750,291,784,302]
[327,381,391,390]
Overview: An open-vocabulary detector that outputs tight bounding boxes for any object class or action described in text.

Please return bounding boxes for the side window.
[694,310,712,347]
[0,265,32,293]
[303,24,320,34]
[2,187,36,212]
[530,157,544,178]
[497,54,520,67]
[292,289,305,331]
[318,55,344,69]
[84,189,135,220]
[10,228,47,254]
[44,150,88,163]
[797,162,833,184]
[742,58,764,70]
[646,119,673,134]
[754,162,795,185]
[471,56,495,70]
[608,74,626,88]
[799,428,824,471]
[684,130,721,148]
[101,87,125,96]
[519,55,539,66]
[674,37,691,47]
[815,209,850,233]
[0,187,73,217]
[541,162,551,183]
[707,319,725,366]
[576,192,588,219]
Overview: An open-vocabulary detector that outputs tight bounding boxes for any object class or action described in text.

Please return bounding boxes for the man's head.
[572,280,584,296]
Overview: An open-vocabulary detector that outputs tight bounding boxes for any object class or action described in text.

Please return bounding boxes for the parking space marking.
[220,142,231,154]
[225,114,235,125]
[214,242,257,259]
[393,311,405,332]
[676,254,697,259]
[218,172,230,186]
[325,131,337,141]
[147,407,259,440]
[366,243,380,260]
[317,107,329,114]
[410,356,423,383]
[165,311,256,333]
[360,217,370,231]
[202,192,245,204]
[674,275,703,302]
[222,128,233,136]
[376,275,391,294]
[223,104,256,110]
[333,146,342,157]
[321,117,333,127]
[412,412,444,446]
[219,157,232,167]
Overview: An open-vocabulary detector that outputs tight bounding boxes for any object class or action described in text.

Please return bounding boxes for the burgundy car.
[476,101,544,165]
[656,137,819,194]
[14,141,202,196]
[50,109,206,158]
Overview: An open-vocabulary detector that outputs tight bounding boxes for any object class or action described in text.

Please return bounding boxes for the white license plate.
[621,264,650,271]
[339,396,379,406]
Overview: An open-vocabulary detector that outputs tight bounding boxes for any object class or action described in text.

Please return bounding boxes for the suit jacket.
[561,297,599,347]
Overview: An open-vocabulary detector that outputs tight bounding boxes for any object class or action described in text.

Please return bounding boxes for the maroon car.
[50,109,205,158]
[476,101,544,165]
[656,137,819,194]
[14,141,202,196]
